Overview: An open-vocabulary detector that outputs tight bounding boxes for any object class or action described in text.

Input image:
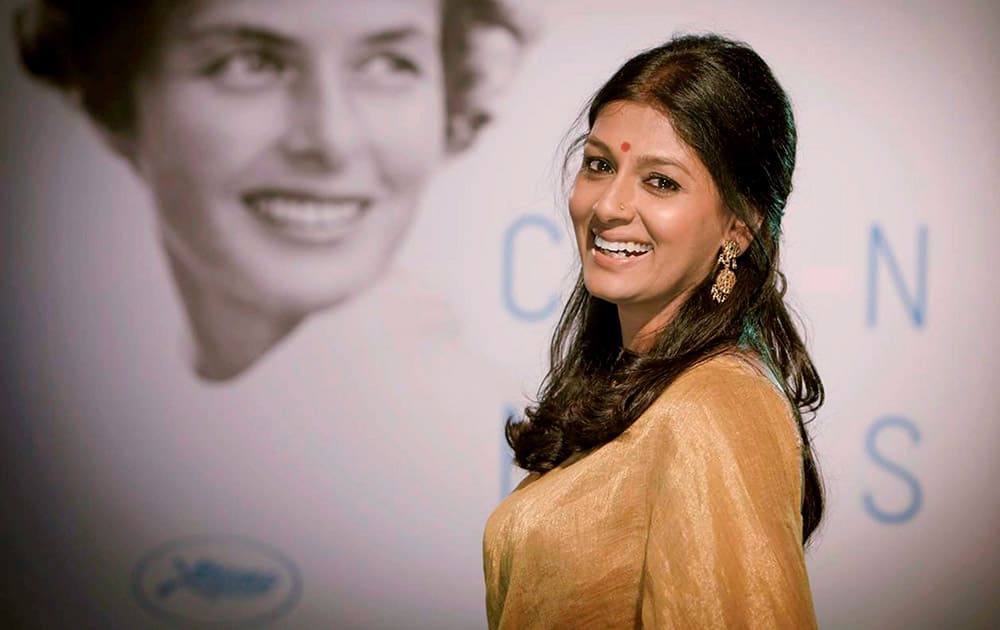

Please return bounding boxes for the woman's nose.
[280,64,365,172]
[592,179,635,225]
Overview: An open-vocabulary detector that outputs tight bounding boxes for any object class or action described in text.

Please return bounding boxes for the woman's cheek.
[359,88,446,189]
[136,79,285,186]
[568,179,596,224]
[566,192,590,260]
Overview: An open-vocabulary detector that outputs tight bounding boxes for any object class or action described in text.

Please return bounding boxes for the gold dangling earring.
[710,240,741,303]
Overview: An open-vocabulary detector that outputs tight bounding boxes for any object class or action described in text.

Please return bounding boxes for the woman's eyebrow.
[362,26,430,46]
[179,24,297,49]
[635,154,691,176]
[584,137,613,154]
[178,23,432,50]
[586,136,692,175]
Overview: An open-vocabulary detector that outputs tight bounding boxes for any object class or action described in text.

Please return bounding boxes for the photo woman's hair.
[507,34,825,543]
[14,0,526,150]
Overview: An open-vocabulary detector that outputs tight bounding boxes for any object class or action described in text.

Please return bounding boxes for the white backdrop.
[2,1,998,628]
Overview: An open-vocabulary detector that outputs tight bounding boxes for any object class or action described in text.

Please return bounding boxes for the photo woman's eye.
[355,51,424,90]
[202,49,291,92]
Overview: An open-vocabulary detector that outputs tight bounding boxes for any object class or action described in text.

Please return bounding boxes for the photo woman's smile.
[242,189,373,246]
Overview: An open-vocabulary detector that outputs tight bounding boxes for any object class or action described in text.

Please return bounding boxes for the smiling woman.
[571,100,742,348]
[15,0,529,380]
[485,34,825,628]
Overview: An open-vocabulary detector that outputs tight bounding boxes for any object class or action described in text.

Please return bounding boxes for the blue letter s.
[863,416,923,524]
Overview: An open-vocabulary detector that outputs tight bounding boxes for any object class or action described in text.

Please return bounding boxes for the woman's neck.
[618,294,688,353]
[165,248,303,382]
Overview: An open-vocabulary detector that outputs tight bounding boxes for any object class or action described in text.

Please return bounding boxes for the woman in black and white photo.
[16,0,529,379]
[3,1,532,627]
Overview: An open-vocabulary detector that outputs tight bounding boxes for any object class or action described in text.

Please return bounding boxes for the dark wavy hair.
[506,34,825,544]
[13,0,526,149]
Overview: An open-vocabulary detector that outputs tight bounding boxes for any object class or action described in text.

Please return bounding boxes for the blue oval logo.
[132,535,302,627]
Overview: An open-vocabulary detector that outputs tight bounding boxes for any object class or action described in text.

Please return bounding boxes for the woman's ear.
[725,211,760,256]
[445,23,526,153]
[65,89,143,169]
[96,127,141,168]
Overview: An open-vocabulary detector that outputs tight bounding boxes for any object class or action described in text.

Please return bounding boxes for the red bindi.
[620,141,631,152]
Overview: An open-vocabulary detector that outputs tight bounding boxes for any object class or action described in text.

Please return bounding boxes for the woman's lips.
[592,233,652,259]
[242,191,370,245]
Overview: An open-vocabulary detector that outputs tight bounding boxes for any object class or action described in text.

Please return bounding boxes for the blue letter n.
[867,224,928,328]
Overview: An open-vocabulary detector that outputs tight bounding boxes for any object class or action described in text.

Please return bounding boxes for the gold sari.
[483,354,816,629]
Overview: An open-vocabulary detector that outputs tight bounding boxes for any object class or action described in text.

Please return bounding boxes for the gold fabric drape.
[483,354,816,629]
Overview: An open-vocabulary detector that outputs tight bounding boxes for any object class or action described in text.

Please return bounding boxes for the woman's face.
[125,0,448,313]
[569,100,736,320]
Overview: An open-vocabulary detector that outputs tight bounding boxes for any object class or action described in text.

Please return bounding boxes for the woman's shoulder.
[661,351,790,411]
[638,351,802,457]
[631,352,805,513]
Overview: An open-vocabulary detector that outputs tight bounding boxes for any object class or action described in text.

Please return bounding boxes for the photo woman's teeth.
[245,193,368,244]
[594,234,653,258]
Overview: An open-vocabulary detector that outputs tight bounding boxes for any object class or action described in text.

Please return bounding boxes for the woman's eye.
[583,157,613,174]
[646,175,680,191]
[356,52,424,89]
[202,49,290,92]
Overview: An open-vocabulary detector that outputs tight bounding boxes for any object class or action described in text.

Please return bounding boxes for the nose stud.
[618,203,626,211]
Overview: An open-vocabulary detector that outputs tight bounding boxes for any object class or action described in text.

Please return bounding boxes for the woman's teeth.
[246,194,367,243]
[251,196,363,226]
[594,234,652,258]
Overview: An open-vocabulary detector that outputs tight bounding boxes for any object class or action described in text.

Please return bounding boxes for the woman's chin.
[186,317,302,383]
[250,281,374,315]
[582,282,634,307]
[232,251,394,314]
[193,356,252,383]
